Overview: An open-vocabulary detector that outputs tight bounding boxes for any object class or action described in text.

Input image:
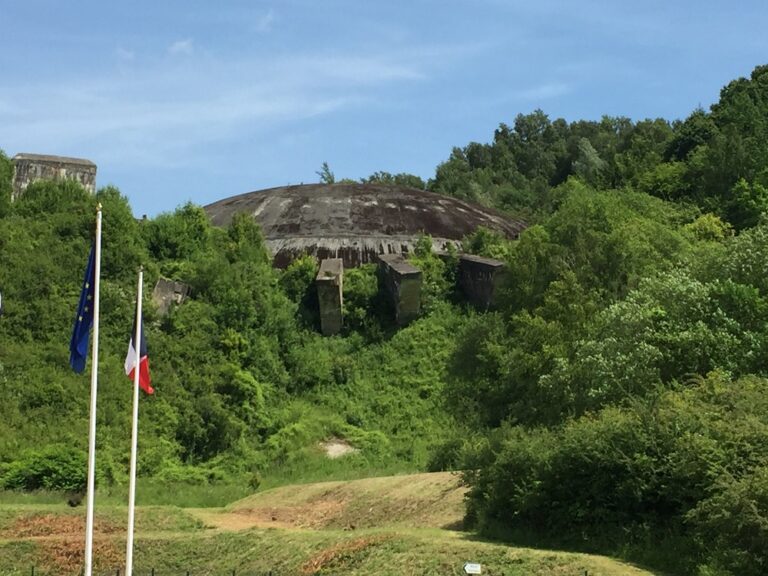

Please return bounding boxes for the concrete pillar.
[378,254,422,326]
[457,254,507,310]
[152,278,191,316]
[316,258,344,335]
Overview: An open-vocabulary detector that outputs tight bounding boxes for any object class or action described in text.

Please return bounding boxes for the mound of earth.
[197,471,467,532]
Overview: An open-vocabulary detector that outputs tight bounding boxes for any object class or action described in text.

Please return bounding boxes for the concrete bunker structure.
[377,254,422,326]
[152,278,191,316]
[314,253,507,333]
[316,258,344,336]
[458,254,508,310]
[205,183,525,331]
[12,153,96,200]
[204,183,526,268]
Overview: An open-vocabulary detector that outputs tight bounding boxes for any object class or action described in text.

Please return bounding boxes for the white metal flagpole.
[125,266,143,576]
[84,204,102,576]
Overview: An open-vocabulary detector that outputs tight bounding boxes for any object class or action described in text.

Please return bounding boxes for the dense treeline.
[1,65,768,575]
[431,65,768,232]
[427,65,768,576]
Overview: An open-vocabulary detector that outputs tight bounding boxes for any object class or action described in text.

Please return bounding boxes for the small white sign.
[464,562,482,574]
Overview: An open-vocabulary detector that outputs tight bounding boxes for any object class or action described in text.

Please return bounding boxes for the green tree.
[96,185,147,278]
[464,374,768,576]
[226,211,270,264]
[316,161,335,184]
[572,137,607,186]
[2,445,88,491]
[0,149,12,217]
[725,178,768,229]
[361,171,426,189]
[146,202,212,263]
[666,107,717,161]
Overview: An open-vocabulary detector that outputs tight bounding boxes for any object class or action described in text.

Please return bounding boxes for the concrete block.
[316,258,344,335]
[458,254,507,310]
[152,278,191,316]
[378,254,422,326]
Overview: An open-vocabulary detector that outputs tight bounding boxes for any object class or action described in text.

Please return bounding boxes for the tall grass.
[0,490,68,506]
[0,459,420,509]
[259,452,419,491]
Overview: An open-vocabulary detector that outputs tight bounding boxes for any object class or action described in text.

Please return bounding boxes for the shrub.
[464,374,768,575]
[688,465,768,575]
[1,445,87,492]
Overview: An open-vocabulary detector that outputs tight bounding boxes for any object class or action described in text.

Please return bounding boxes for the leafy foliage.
[0,176,463,494]
[4,64,768,575]
[2,446,87,491]
[462,374,768,575]
[361,171,426,189]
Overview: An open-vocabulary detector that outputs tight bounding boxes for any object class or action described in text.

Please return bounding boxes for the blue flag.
[69,244,96,373]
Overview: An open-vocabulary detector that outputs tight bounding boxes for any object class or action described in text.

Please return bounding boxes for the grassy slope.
[0,473,661,575]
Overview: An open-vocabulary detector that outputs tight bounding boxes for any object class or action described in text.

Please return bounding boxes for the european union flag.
[69,244,96,373]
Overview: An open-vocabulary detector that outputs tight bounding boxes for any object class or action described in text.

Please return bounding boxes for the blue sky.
[1,0,766,217]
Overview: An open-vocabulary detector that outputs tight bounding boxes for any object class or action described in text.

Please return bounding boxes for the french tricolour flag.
[124,309,153,395]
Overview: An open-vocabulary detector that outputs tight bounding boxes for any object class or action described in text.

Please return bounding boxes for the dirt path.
[189,508,297,531]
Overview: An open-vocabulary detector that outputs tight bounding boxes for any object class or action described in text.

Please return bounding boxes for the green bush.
[408,235,454,311]
[0,149,12,217]
[464,374,768,575]
[342,264,383,335]
[1,445,87,492]
[689,465,768,576]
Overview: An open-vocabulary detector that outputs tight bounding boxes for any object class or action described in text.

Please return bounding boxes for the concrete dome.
[203,183,526,267]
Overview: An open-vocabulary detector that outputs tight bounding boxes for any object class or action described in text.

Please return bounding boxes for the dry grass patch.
[38,538,123,574]
[228,471,466,530]
[0,513,119,539]
[300,535,392,575]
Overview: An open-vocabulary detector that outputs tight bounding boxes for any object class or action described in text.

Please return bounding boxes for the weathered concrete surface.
[458,254,507,310]
[378,254,422,326]
[316,258,344,336]
[264,235,457,269]
[152,278,191,316]
[12,153,96,200]
[203,183,527,268]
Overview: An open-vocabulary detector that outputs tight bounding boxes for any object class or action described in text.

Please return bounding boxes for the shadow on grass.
[450,523,687,576]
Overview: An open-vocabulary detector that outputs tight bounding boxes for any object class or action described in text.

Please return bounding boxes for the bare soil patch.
[300,535,391,575]
[319,438,359,459]
[38,538,123,573]
[190,472,467,534]
[198,498,349,531]
[0,513,123,574]
[0,513,119,539]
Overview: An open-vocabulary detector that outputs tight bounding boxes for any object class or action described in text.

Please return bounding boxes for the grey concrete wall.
[152,278,191,316]
[12,154,97,200]
[267,235,459,269]
[378,254,422,326]
[458,254,507,310]
[316,258,344,336]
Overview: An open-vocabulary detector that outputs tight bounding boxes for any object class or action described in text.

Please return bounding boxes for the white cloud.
[0,48,434,168]
[116,47,135,61]
[254,9,275,33]
[168,39,194,56]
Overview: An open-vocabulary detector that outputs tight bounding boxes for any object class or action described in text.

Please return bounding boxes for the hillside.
[0,472,657,575]
[3,65,768,576]
[207,471,467,530]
